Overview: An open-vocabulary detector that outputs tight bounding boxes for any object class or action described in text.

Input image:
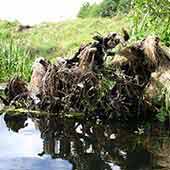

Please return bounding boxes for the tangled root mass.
[1,31,169,120]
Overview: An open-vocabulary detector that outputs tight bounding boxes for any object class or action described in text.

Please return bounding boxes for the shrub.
[100,0,118,17]
[130,0,170,46]
[78,0,132,18]
[78,2,101,18]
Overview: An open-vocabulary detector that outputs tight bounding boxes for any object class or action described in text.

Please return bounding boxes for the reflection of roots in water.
[3,112,170,170]
[35,117,170,170]
[33,116,154,170]
[34,116,126,169]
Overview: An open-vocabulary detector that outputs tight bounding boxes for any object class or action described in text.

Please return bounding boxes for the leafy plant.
[130,0,170,46]
[78,0,132,18]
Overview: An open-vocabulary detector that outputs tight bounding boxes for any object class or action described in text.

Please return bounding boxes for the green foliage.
[78,0,132,18]
[0,39,32,81]
[154,87,170,122]
[100,77,116,98]
[130,0,170,46]
[0,21,33,81]
[117,0,132,14]
[100,0,118,17]
[78,0,169,46]
[78,2,101,18]
[129,0,170,122]
[156,108,169,123]
[78,2,90,18]
[0,20,19,40]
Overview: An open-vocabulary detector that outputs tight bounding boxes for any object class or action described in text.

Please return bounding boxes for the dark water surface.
[0,112,170,170]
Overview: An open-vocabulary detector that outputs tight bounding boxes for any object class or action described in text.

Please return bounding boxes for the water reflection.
[0,113,170,170]
[0,114,72,170]
[4,113,28,132]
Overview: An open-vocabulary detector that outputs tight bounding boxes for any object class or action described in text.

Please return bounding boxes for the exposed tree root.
[1,32,170,121]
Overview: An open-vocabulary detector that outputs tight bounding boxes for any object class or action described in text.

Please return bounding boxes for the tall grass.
[0,39,33,82]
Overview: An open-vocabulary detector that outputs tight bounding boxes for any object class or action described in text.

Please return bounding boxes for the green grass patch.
[0,39,32,81]
[0,17,128,81]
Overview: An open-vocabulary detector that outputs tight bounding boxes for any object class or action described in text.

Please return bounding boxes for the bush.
[78,0,132,18]
[117,0,132,14]
[100,0,118,17]
[78,2,101,18]
[130,0,170,46]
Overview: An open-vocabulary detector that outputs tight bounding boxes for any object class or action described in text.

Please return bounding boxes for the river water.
[0,110,170,170]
